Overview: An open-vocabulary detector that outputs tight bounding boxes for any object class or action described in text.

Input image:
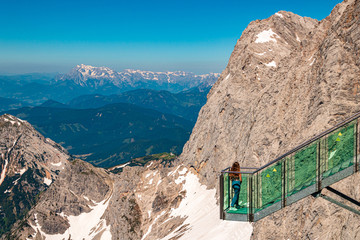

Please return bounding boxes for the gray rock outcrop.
[0,114,70,237]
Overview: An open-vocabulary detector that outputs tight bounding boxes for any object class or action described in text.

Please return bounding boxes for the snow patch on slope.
[142,210,167,240]
[161,172,252,240]
[178,167,187,175]
[0,138,18,187]
[255,29,280,43]
[29,194,112,240]
[112,162,130,169]
[16,168,27,175]
[275,12,284,18]
[44,177,52,186]
[224,73,230,81]
[310,58,316,66]
[264,61,277,67]
[0,158,8,187]
[51,162,62,167]
[167,165,181,176]
[3,118,20,126]
[2,115,26,126]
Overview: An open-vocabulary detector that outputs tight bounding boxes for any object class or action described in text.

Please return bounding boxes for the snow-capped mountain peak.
[55,64,220,92]
[73,64,117,79]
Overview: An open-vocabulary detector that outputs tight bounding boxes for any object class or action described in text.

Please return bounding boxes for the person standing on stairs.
[230,162,242,209]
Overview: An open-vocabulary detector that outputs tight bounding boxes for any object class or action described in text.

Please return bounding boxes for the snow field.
[161,170,252,240]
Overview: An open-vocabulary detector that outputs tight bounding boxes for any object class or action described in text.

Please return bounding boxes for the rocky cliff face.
[179,0,360,238]
[0,114,136,239]
[0,114,70,236]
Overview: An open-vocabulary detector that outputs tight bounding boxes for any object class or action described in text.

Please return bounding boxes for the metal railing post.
[228,174,231,209]
[356,119,359,172]
[220,173,224,220]
[282,159,286,208]
[317,141,322,192]
[249,175,254,222]
[256,173,259,210]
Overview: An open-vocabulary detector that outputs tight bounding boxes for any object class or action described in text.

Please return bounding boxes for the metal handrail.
[221,167,259,174]
[220,111,360,175]
[222,170,257,174]
[244,111,360,174]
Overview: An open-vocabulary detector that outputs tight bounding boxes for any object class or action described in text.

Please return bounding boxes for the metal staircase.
[220,112,360,222]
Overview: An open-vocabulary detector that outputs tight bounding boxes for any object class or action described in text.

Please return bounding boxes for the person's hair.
[229,162,240,179]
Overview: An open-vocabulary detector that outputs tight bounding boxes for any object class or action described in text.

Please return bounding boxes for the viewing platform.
[220,112,360,222]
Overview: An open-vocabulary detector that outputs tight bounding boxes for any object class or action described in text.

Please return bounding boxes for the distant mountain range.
[55,64,219,93]
[0,65,219,105]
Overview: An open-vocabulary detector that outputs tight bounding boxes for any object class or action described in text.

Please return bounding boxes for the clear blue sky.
[0,0,342,74]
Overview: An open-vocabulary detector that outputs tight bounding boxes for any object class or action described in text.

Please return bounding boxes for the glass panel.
[222,120,358,221]
[252,172,261,213]
[227,173,249,214]
[223,172,229,210]
[238,175,249,212]
[256,161,282,211]
[287,142,317,196]
[285,155,294,197]
[323,123,355,178]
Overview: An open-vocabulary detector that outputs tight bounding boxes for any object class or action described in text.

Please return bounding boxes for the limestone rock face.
[181,0,360,185]
[5,158,190,240]
[179,0,360,238]
[0,114,70,236]
[106,162,187,240]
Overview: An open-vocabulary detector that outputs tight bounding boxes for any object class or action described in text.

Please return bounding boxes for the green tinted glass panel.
[288,142,317,195]
[259,161,282,210]
[323,123,355,178]
[223,173,229,210]
[238,175,248,210]
[227,174,249,214]
[252,173,261,213]
[286,156,294,196]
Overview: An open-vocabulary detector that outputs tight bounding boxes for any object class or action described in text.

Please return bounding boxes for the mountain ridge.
[0,67,219,105]
[67,85,211,122]
[54,64,220,92]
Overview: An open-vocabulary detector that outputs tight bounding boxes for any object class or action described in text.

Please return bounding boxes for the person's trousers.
[231,180,241,207]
